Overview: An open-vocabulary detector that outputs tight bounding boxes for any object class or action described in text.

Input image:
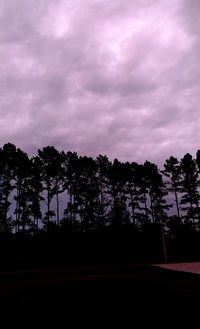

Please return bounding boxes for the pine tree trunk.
[69,185,73,221]
[15,187,18,233]
[195,201,200,230]
[5,193,8,232]
[143,192,148,221]
[100,180,104,224]
[174,189,181,221]
[130,191,135,226]
[73,193,76,222]
[17,185,21,232]
[150,194,155,223]
[189,201,194,227]
[47,184,50,224]
[160,218,167,263]
[56,192,60,225]
[22,207,25,232]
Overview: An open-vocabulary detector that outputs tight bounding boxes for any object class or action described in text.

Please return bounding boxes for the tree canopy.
[0,143,199,238]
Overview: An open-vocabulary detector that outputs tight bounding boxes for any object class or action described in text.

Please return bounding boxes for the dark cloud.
[0,0,200,164]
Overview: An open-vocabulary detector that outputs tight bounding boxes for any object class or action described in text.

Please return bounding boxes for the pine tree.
[37,146,62,228]
[14,147,31,232]
[107,159,129,227]
[163,156,182,221]
[76,156,99,231]
[143,161,170,224]
[62,151,80,224]
[0,144,15,232]
[95,155,111,227]
[123,162,143,226]
[27,157,44,231]
[180,153,200,228]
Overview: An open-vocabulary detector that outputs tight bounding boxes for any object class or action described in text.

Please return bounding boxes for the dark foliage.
[0,143,199,266]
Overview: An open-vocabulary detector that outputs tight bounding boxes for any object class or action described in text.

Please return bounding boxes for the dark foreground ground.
[1,265,200,329]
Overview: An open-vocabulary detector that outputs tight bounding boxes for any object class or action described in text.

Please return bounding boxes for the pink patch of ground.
[158,262,200,274]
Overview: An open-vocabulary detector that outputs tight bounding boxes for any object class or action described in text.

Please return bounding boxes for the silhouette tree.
[62,151,80,224]
[108,159,129,227]
[96,155,111,227]
[50,152,65,225]
[14,147,31,232]
[180,153,200,228]
[0,144,16,232]
[27,157,44,231]
[2,141,200,249]
[123,162,143,226]
[37,146,62,228]
[143,161,170,224]
[76,156,100,231]
[135,164,150,224]
[163,156,182,222]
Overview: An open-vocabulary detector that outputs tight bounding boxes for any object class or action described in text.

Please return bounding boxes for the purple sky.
[1,0,200,164]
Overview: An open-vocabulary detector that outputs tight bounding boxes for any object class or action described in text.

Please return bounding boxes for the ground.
[158,261,200,273]
[0,264,200,328]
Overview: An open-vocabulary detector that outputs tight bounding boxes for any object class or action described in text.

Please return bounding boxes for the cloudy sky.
[0,0,200,164]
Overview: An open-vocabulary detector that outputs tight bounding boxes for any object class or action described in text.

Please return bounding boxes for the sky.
[0,0,200,165]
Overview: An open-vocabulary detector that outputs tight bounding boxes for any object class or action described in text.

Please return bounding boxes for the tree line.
[0,142,200,237]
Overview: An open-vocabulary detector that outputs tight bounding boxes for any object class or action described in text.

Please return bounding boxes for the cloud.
[0,0,200,165]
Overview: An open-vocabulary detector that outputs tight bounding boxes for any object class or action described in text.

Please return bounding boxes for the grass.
[0,264,200,328]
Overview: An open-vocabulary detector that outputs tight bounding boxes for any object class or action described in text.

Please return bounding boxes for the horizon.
[1,141,200,169]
